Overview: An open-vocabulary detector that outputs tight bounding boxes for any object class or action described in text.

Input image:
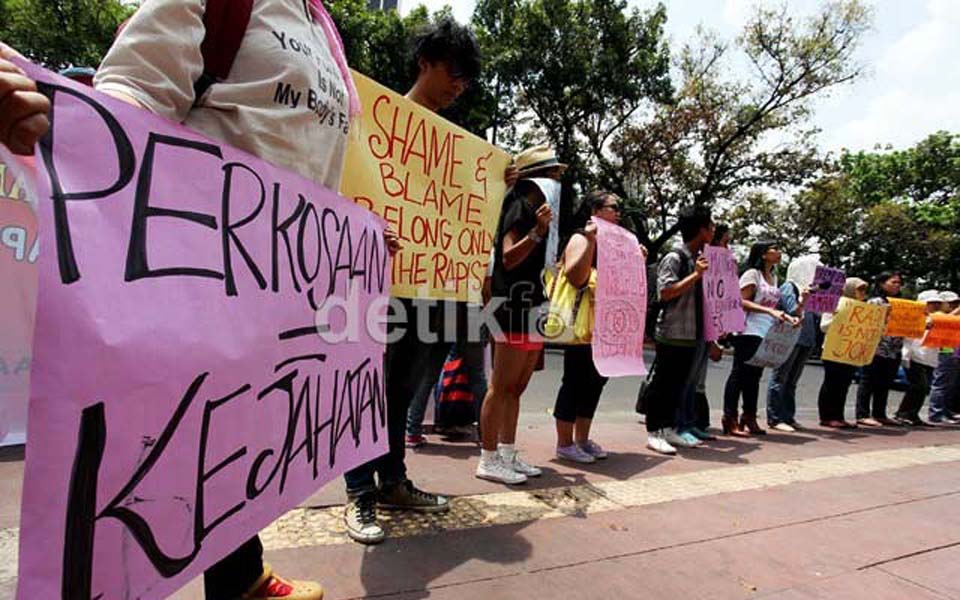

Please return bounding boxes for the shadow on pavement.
[677,437,761,465]
[544,452,671,483]
[359,521,533,600]
[759,432,820,446]
[409,440,478,462]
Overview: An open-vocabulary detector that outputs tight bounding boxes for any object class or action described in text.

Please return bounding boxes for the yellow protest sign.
[922,314,960,348]
[341,71,511,302]
[885,298,927,338]
[822,297,887,367]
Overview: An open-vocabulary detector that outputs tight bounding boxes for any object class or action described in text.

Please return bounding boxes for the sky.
[400,0,960,154]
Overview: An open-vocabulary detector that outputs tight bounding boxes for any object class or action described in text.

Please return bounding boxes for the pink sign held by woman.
[702,246,746,341]
[593,218,647,376]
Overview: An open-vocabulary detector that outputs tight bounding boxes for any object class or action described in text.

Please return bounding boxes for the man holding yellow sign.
[339,19,517,545]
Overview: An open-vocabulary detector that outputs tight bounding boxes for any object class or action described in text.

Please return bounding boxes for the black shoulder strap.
[674,250,691,278]
[193,0,254,103]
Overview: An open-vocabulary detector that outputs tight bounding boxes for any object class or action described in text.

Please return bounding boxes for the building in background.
[367,0,400,10]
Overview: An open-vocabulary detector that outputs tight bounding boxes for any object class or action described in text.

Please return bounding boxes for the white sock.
[481,449,499,464]
[497,443,516,458]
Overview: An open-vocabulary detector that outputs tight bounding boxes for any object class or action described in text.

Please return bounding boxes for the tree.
[327,0,429,94]
[472,0,673,231]
[616,0,871,257]
[0,0,134,71]
[722,131,960,291]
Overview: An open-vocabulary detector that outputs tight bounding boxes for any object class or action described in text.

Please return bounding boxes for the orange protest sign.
[884,298,927,338]
[922,314,960,348]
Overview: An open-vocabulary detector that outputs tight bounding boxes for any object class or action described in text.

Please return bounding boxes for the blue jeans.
[928,353,959,421]
[766,344,813,425]
[677,341,708,432]
[404,342,453,437]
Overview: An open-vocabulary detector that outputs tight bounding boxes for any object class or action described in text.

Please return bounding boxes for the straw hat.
[514,144,567,176]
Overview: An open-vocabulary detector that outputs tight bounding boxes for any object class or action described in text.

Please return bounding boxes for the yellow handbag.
[542,263,597,345]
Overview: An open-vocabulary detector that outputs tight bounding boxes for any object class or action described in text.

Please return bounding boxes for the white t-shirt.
[740,268,781,337]
[94,0,350,190]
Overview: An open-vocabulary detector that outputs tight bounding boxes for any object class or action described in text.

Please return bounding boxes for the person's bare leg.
[480,343,528,451]
[574,417,593,445]
[498,350,540,444]
[556,419,575,447]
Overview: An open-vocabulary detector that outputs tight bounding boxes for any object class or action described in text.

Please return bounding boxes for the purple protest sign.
[593,218,647,376]
[806,265,845,313]
[702,246,745,342]
[11,61,389,600]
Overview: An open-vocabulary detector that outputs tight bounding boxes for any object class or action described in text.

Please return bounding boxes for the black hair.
[411,17,481,81]
[745,240,779,272]
[712,224,730,246]
[560,190,617,253]
[874,270,903,297]
[677,205,713,243]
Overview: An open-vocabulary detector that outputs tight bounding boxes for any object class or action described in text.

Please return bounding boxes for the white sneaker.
[501,449,543,477]
[772,422,796,433]
[476,456,528,484]
[646,431,677,455]
[664,428,700,448]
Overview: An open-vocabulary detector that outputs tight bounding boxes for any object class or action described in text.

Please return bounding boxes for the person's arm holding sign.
[660,254,708,302]
[502,189,551,271]
[563,221,597,288]
[742,283,797,326]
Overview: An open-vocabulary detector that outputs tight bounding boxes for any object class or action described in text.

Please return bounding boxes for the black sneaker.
[344,493,385,544]
[377,480,450,513]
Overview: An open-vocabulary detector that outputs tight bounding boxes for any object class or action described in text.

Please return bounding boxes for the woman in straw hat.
[477,144,565,485]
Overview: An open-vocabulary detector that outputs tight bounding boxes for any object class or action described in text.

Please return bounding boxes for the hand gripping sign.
[8,60,390,600]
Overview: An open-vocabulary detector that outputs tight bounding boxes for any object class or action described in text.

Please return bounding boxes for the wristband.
[528,229,544,243]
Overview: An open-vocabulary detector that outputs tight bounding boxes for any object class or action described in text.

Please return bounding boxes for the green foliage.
[617,0,870,256]
[327,1,493,135]
[326,0,428,95]
[723,132,960,291]
[0,0,134,71]
[472,0,673,232]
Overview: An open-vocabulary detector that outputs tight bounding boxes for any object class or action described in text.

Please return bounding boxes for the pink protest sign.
[11,61,389,600]
[0,156,37,446]
[702,246,745,341]
[806,265,845,313]
[593,218,647,376]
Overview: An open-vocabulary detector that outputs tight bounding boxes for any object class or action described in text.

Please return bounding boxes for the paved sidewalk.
[2,355,959,599]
